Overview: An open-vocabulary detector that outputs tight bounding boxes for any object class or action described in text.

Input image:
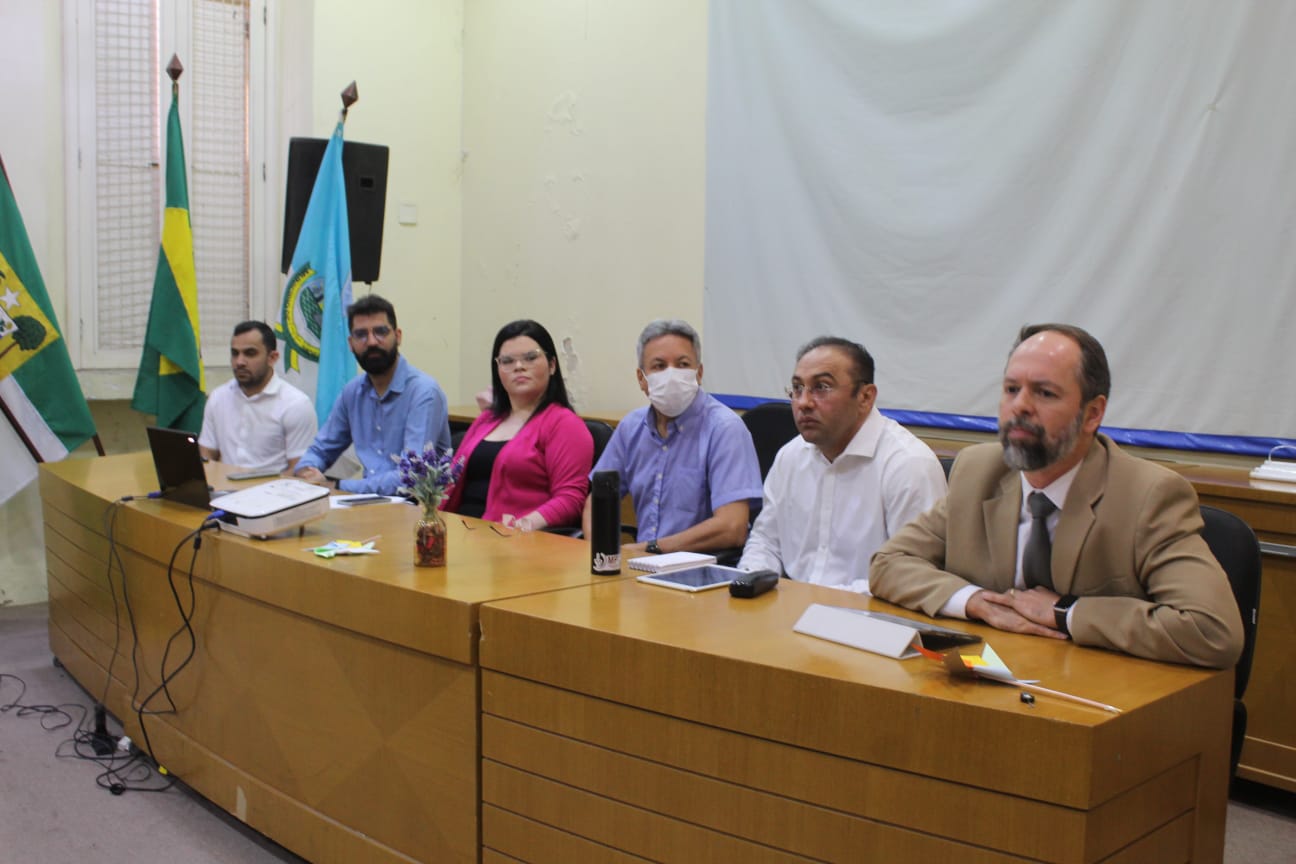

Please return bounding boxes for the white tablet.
[635,564,745,593]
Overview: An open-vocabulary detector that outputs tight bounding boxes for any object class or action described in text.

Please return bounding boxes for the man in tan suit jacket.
[870,324,1243,669]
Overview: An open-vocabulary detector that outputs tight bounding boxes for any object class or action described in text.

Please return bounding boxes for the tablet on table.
[635,564,746,593]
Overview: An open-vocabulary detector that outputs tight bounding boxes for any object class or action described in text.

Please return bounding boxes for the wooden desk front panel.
[41,466,478,863]
[479,581,1231,863]
[481,672,1203,863]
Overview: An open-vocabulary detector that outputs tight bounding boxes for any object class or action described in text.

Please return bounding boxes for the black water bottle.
[590,470,621,575]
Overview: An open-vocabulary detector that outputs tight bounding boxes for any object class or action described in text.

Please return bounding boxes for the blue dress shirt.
[591,389,762,541]
[296,356,451,495]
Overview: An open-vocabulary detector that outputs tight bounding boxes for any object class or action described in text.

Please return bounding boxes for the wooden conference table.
[40,452,605,864]
[41,452,1232,863]
[462,403,1296,794]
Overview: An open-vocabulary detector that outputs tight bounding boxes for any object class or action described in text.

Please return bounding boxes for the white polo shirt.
[198,373,317,473]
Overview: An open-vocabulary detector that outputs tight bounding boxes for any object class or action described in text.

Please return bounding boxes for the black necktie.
[1023,492,1057,590]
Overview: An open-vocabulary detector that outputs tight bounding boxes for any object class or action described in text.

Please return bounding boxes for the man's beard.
[1000,411,1083,472]
[235,366,270,392]
[356,345,398,375]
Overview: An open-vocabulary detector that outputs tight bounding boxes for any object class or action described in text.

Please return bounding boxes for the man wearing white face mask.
[582,320,762,556]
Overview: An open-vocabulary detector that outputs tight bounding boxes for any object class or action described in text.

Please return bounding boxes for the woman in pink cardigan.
[442,320,593,530]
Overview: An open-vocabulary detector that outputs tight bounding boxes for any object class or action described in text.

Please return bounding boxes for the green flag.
[131,77,205,432]
[0,157,98,505]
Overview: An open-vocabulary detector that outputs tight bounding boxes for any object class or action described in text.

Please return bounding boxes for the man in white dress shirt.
[738,336,947,592]
[198,321,317,474]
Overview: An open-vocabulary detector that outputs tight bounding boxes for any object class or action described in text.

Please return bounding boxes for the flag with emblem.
[0,157,98,506]
[132,60,205,433]
[278,119,355,427]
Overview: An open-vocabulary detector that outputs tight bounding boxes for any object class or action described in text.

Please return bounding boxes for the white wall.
[1,3,67,323]
[460,0,708,416]
[306,0,466,403]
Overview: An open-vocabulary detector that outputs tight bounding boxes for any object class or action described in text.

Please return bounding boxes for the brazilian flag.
[131,76,205,432]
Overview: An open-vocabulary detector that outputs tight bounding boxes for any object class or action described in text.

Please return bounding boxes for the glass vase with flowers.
[397,446,461,567]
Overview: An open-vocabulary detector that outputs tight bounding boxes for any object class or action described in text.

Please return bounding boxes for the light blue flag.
[278,121,354,426]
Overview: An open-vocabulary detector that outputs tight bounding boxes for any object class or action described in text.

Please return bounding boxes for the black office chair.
[542,418,617,539]
[695,401,796,564]
[584,419,614,465]
[1198,504,1262,779]
[741,401,799,481]
[938,455,955,479]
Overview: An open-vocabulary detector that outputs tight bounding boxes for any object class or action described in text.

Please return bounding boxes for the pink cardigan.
[442,403,593,528]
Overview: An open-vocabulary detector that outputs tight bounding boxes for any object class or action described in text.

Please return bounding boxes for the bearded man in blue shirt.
[295,294,450,495]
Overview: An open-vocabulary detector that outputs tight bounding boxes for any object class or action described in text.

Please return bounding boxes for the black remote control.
[729,569,779,598]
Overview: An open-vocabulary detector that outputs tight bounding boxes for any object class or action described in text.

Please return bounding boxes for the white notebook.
[627,551,718,573]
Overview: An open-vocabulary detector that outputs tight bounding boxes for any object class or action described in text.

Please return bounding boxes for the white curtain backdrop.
[704,0,1296,440]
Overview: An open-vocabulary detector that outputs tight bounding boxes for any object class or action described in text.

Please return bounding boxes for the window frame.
[61,0,274,396]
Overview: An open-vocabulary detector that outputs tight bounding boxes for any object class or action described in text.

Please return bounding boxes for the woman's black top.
[457,438,506,518]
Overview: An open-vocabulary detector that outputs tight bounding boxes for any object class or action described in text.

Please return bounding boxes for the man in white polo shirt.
[198,321,317,473]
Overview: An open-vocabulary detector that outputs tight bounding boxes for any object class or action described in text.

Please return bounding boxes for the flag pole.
[340,81,358,125]
[0,395,99,458]
[337,81,356,302]
[133,52,206,432]
[0,395,41,462]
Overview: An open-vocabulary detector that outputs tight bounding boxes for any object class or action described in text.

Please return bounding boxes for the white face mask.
[646,367,700,418]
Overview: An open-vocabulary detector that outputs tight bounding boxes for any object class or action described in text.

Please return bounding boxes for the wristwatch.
[646,540,662,555]
[1053,594,1079,636]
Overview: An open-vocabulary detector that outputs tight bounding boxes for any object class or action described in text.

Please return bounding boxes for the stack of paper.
[627,551,717,573]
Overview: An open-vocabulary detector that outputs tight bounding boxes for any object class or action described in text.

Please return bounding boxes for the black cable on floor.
[20,493,190,796]
[2,671,173,795]
[0,672,75,729]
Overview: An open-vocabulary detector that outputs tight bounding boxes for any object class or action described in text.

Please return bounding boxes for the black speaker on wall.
[281,137,390,283]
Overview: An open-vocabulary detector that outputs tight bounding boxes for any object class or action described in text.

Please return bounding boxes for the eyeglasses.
[786,381,850,401]
[496,351,546,369]
[350,325,392,342]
